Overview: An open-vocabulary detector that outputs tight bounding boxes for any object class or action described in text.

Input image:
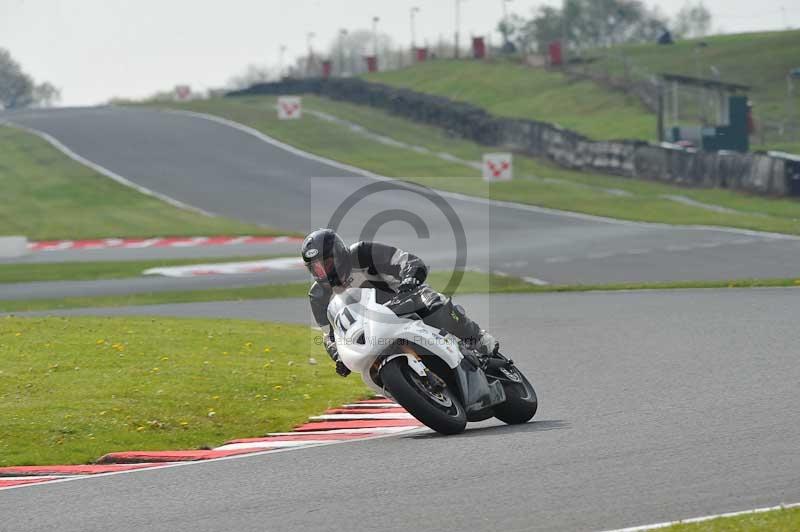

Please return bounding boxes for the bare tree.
[32,82,61,107]
[327,29,396,76]
[672,1,712,39]
[517,0,669,55]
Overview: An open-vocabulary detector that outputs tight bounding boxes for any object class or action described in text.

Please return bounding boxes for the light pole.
[454,0,465,59]
[372,16,380,57]
[306,32,316,77]
[338,29,348,77]
[278,44,286,79]
[410,7,420,50]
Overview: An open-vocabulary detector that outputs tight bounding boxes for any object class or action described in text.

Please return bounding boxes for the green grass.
[366,30,800,153]
[1,272,798,314]
[0,270,524,313]
[660,505,800,531]
[368,58,655,141]
[0,316,369,466]
[0,125,283,240]
[146,96,800,235]
[0,255,287,284]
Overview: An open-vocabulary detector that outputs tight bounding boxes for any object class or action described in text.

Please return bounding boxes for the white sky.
[0,0,795,105]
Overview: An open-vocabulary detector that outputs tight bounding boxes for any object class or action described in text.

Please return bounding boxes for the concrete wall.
[228,78,800,198]
[0,236,29,259]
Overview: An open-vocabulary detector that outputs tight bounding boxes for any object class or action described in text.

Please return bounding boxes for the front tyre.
[381,358,467,435]
[493,365,538,425]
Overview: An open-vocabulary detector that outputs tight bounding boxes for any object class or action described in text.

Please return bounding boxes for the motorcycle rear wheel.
[381,358,467,435]
[492,364,538,425]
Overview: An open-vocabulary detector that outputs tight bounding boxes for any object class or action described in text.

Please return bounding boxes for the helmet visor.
[306,257,336,282]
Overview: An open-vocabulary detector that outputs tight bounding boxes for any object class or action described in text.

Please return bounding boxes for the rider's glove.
[335,359,351,377]
[325,337,351,377]
[398,277,421,293]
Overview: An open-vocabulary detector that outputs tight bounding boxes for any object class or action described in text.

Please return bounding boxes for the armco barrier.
[228,79,800,198]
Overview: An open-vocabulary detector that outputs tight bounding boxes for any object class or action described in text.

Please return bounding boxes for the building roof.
[660,73,750,92]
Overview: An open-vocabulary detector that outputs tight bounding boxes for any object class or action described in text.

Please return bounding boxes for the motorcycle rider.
[301,228,498,377]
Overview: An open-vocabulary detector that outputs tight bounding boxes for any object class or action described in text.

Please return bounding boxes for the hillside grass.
[0,125,282,240]
[367,58,655,141]
[0,316,368,466]
[146,96,800,235]
[366,30,800,153]
[592,30,800,146]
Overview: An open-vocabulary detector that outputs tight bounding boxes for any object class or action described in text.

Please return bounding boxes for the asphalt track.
[3,106,800,301]
[2,288,799,531]
[2,107,799,530]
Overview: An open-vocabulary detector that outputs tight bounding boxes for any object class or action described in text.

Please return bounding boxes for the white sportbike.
[328,286,537,435]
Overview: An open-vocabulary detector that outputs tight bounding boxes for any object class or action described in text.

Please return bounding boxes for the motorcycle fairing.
[453,358,507,421]
[328,287,464,395]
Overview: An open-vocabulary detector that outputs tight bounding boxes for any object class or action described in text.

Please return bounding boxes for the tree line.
[0,48,60,109]
[501,0,712,56]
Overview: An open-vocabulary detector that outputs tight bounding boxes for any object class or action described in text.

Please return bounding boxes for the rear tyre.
[492,365,538,425]
[381,357,467,435]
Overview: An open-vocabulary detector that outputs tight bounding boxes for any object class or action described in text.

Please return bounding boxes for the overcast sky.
[0,0,794,105]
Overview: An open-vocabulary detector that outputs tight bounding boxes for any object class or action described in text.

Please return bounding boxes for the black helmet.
[301,229,352,287]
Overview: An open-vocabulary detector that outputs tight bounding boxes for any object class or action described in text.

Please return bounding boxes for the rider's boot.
[415,287,500,356]
[446,302,499,356]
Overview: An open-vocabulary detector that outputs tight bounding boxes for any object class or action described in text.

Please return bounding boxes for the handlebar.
[385,287,426,316]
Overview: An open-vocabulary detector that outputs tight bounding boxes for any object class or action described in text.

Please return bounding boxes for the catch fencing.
[228,78,800,197]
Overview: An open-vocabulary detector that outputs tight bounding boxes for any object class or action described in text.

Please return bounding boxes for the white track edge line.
[600,501,800,532]
[0,426,427,492]
[159,107,800,242]
[3,121,218,218]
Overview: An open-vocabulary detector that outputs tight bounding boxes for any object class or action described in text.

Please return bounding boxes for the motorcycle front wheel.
[492,364,538,425]
[381,358,467,435]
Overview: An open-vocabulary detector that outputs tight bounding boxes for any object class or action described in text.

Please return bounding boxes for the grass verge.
[0,255,285,284]
[145,96,800,236]
[0,316,368,466]
[0,125,282,240]
[1,273,798,314]
[660,505,800,531]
